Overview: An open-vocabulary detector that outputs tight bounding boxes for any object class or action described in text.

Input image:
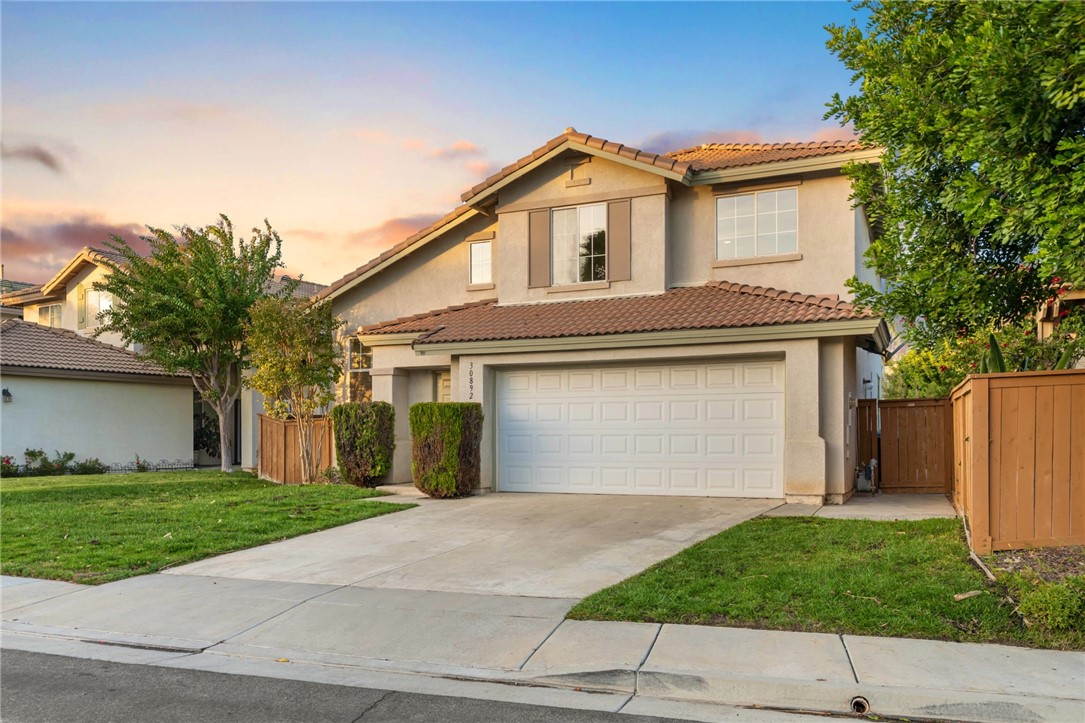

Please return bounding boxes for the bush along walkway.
[567,516,1084,651]
[0,470,414,584]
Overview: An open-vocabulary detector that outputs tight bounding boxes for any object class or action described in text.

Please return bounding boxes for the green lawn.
[0,471,414,584]
[567,516,1082,650]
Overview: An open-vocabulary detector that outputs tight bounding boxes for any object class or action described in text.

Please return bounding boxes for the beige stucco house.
[0,247,327,470]
[319,129,889,504]
[0,319,193,467]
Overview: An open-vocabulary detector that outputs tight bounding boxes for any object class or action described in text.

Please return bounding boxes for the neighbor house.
[0,319,193,467]
[319,128,888,504]
[0,247,327,470]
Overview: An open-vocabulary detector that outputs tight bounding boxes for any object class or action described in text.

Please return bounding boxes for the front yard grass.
[0,470,414,584]
[567,516,1082,650]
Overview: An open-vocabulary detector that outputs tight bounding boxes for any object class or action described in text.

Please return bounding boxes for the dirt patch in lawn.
[988,546,1085,584]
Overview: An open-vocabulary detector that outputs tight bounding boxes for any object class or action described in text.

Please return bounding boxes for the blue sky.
[2,1,862,283]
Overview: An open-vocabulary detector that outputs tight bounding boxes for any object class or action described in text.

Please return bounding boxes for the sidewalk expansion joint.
[631,623,663,696]
[839,634,859,684]
[86,639,206,655]
[515,618,565,671]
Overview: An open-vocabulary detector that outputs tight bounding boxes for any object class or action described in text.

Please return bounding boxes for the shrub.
[70,458,109,475]
[23,449,74,476]
[409,402,483,498]
[1,455,21,478]
[314,466,343,485]
[332,402,395,487]
[1013,576,1085,633]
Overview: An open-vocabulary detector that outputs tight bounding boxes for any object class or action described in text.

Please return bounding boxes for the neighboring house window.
[38,304,62,328]
[77,286,112,330]
[716,188,797,260]
[552,203,606,285]
[348,338,373,403]
[77,284,87,329]
[469,240,492,285]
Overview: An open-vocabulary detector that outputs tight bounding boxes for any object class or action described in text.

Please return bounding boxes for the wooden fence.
[258,414,334,485]
[951,370,1085,553]
[857,398,953,494]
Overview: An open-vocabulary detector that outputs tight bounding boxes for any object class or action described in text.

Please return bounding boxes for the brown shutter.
[608,199,631,282]
[528,210,551,288]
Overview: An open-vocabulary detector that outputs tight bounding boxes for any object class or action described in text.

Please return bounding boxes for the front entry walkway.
[165,493,775,599]
[763,493,956,521]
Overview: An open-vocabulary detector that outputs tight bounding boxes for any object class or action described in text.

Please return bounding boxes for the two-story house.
[319,128,888,504]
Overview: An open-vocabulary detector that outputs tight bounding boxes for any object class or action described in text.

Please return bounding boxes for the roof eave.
[459,140,692,208]
[317,209,480,304]
[410,317,886,356]
[688,148,882,186]
[40,248,111,296]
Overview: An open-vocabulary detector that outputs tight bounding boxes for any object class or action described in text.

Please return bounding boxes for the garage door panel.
[497,361,784,498]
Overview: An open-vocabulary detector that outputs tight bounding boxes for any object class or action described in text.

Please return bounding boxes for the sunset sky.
[2,1,861,285]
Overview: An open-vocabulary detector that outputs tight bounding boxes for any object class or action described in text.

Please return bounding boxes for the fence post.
[970,378,993,554]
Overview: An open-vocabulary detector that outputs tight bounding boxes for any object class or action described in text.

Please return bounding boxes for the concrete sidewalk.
[3,573,1082,723]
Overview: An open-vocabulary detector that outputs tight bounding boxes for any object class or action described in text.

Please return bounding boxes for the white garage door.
[497,360,784,498]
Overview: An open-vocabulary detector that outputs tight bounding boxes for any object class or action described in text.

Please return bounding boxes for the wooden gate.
[857,398,953,494]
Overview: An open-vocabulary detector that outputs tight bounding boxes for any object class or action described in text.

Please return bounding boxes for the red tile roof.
[361,281,874,346]
[666,140,868,172]
[0,319,184,379]
[461,128,692,203]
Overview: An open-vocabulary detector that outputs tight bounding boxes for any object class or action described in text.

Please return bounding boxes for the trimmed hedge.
[332,402,396,487]
[409,402,483,498]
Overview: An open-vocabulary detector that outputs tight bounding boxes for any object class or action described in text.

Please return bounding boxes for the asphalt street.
[0,650,691,723]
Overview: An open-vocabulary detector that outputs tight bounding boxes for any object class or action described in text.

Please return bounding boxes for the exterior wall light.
[2,388,11,403]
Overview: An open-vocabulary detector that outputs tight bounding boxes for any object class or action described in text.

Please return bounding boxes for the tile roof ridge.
[710,280,858,310]
[360,298,497,333]
[667,139,866,156]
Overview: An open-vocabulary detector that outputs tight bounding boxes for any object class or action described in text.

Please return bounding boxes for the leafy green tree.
[96,215,286,471]
[827,1,1085,347]
[245,295,343,484]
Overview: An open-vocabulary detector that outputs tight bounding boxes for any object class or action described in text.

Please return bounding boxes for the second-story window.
[347,338,373,403]
[552,203,606,285]
[38,304,62,328]
[469,240,492,285]
[716,188,797,260]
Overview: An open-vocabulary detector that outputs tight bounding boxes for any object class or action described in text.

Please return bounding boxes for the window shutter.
[528,210,551,288]
[608,199,631,282]
[76,285,86,328]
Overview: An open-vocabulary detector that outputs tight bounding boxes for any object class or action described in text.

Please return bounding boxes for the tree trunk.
[214,400,234,473]
[297,414,314,484]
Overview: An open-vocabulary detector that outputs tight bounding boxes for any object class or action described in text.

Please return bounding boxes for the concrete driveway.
[166,493,776,599]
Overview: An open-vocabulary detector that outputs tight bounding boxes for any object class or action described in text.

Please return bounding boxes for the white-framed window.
[347,338,373,403]
[38,304,62,328]
[469,240,492,285]
[716,187,797,260]
[552,203,606,285]
[77,286,113,330]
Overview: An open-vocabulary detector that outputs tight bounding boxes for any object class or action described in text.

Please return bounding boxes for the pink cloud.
[1,214,148,283]
[344,213,443,255]
[429,140,484,160]
[808,125,858,142]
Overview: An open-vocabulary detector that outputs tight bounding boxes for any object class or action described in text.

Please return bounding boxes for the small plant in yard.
[314,466,343,485]
[1,455,20,478]
[134,455,152,473]
[70,458,109,475]
[409,402,483,498]
[23,449,75,476]
[332,401,395,487]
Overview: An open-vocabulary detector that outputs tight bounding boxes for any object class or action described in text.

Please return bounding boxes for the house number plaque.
[468,362,475,400]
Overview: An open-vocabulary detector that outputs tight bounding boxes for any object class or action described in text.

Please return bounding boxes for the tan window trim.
[497,184,665,215]
[467,282,495,291]
[565,178,591,188]
[465,230,496,242]
[713,252,802,269]
[712,177,803,196]
[546,280,610,294]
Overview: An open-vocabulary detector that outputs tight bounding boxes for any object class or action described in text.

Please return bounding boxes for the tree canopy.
[96,215,287,471]
[827,1,1085,347]
[245,295,343,483]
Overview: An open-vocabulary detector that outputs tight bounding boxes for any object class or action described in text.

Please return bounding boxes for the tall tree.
[827,1,1085,347]
[245,296,342,484]
[96,215,286,471]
